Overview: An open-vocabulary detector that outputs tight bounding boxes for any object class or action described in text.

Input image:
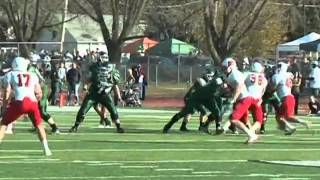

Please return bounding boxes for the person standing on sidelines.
[0,57,52,156]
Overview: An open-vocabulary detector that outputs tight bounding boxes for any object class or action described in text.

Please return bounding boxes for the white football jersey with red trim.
[5,70,39,101]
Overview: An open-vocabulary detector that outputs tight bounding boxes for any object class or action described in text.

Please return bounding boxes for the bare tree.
[74,0,148,63]
[202,0,268,64]
[0,0,77,58]
[145,0,203,43]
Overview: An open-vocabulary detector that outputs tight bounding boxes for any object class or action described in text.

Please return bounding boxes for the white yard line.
[72,159,247,163]
[192,171,230,174]
[120,165,158,168]
[154,168,193,171]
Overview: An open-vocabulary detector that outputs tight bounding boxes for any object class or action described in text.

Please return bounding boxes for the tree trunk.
[107,41,122,64]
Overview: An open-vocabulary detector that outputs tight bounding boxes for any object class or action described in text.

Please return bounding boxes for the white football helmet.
[100,53,109,63]
[222,57,237,69]
[11,57,30,71]
[276,62,288,73]
[251,62,264,73]
[222,57,237,74]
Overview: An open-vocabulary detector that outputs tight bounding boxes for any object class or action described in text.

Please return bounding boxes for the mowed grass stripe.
[1,173,320,179]
[2,148,320,153]
[4,139,320,144]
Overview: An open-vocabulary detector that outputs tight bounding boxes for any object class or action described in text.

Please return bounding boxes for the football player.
[179,69,215,132]
[0,57,52,156]
[219,58,263,143]
[271,62,311,134]
[69,59,124,133]
[245,62,268,132]
[28,59,60,134]
[163,69,225,134]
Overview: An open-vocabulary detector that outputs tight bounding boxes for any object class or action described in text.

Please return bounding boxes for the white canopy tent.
[276,32,320,60]
[277,32,320,52]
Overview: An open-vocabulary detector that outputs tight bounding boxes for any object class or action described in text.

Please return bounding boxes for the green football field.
[0,107,320,180]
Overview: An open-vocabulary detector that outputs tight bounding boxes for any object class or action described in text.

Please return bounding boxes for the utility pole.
[60,0,69,53]
[303,0,306,35]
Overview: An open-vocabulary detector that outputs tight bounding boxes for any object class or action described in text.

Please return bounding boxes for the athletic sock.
[243,127,256,138]
[42,140,50,151]
[115,123,121,129]
[180,122,187,129]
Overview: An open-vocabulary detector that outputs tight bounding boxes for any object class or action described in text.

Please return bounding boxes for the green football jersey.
[89,63,120,94]
[191,76,224,101]
[28,65,44,82]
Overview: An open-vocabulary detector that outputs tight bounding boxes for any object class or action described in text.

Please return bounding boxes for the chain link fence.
[118,55,212,87]
[0,42,213,87]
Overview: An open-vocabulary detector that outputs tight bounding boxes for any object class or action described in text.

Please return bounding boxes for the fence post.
[177,55,180,85]
[147,55,150,82]
[17,43,20,56]
[155,63,158,87]
[124,64,127,82]
[189,66,192,85]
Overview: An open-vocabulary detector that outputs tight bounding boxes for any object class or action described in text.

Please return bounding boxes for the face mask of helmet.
[204,72,215,81]
[106,64,114,73]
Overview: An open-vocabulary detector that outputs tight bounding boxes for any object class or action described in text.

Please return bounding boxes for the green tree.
[235,3,286,59]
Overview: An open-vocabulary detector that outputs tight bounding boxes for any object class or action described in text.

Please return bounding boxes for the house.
[36,14,145,56]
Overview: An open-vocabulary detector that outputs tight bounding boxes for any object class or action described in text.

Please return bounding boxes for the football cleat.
[199,125,210,134]
[246,134,259,144]
[284,128,296,136]
[116,127,125,133]
[51,128,60,135]
[215,126,224,135]
[98,124,106,128]
[179,126,189,132]
[162,124,171,134]
[44,149,52,156]
[5,129,13,135]
[69,125,79,133]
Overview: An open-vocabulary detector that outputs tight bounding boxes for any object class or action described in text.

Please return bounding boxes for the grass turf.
[0,108,320,180]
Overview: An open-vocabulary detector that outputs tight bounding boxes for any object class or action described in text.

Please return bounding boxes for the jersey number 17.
[17,74,30,87]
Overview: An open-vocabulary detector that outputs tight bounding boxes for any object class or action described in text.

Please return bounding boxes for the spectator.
[289,58,302,115]
[85,51,97,64]
[64,51,73,61]
[308,61,320,97]
[56,62,67,103]
[66,62,81,105]
[300,57,310,92]
[308,95,320,115]
[132,64,147,100]
[73,50,83,62]
[48,62,60,105]
[126,68,135,85]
